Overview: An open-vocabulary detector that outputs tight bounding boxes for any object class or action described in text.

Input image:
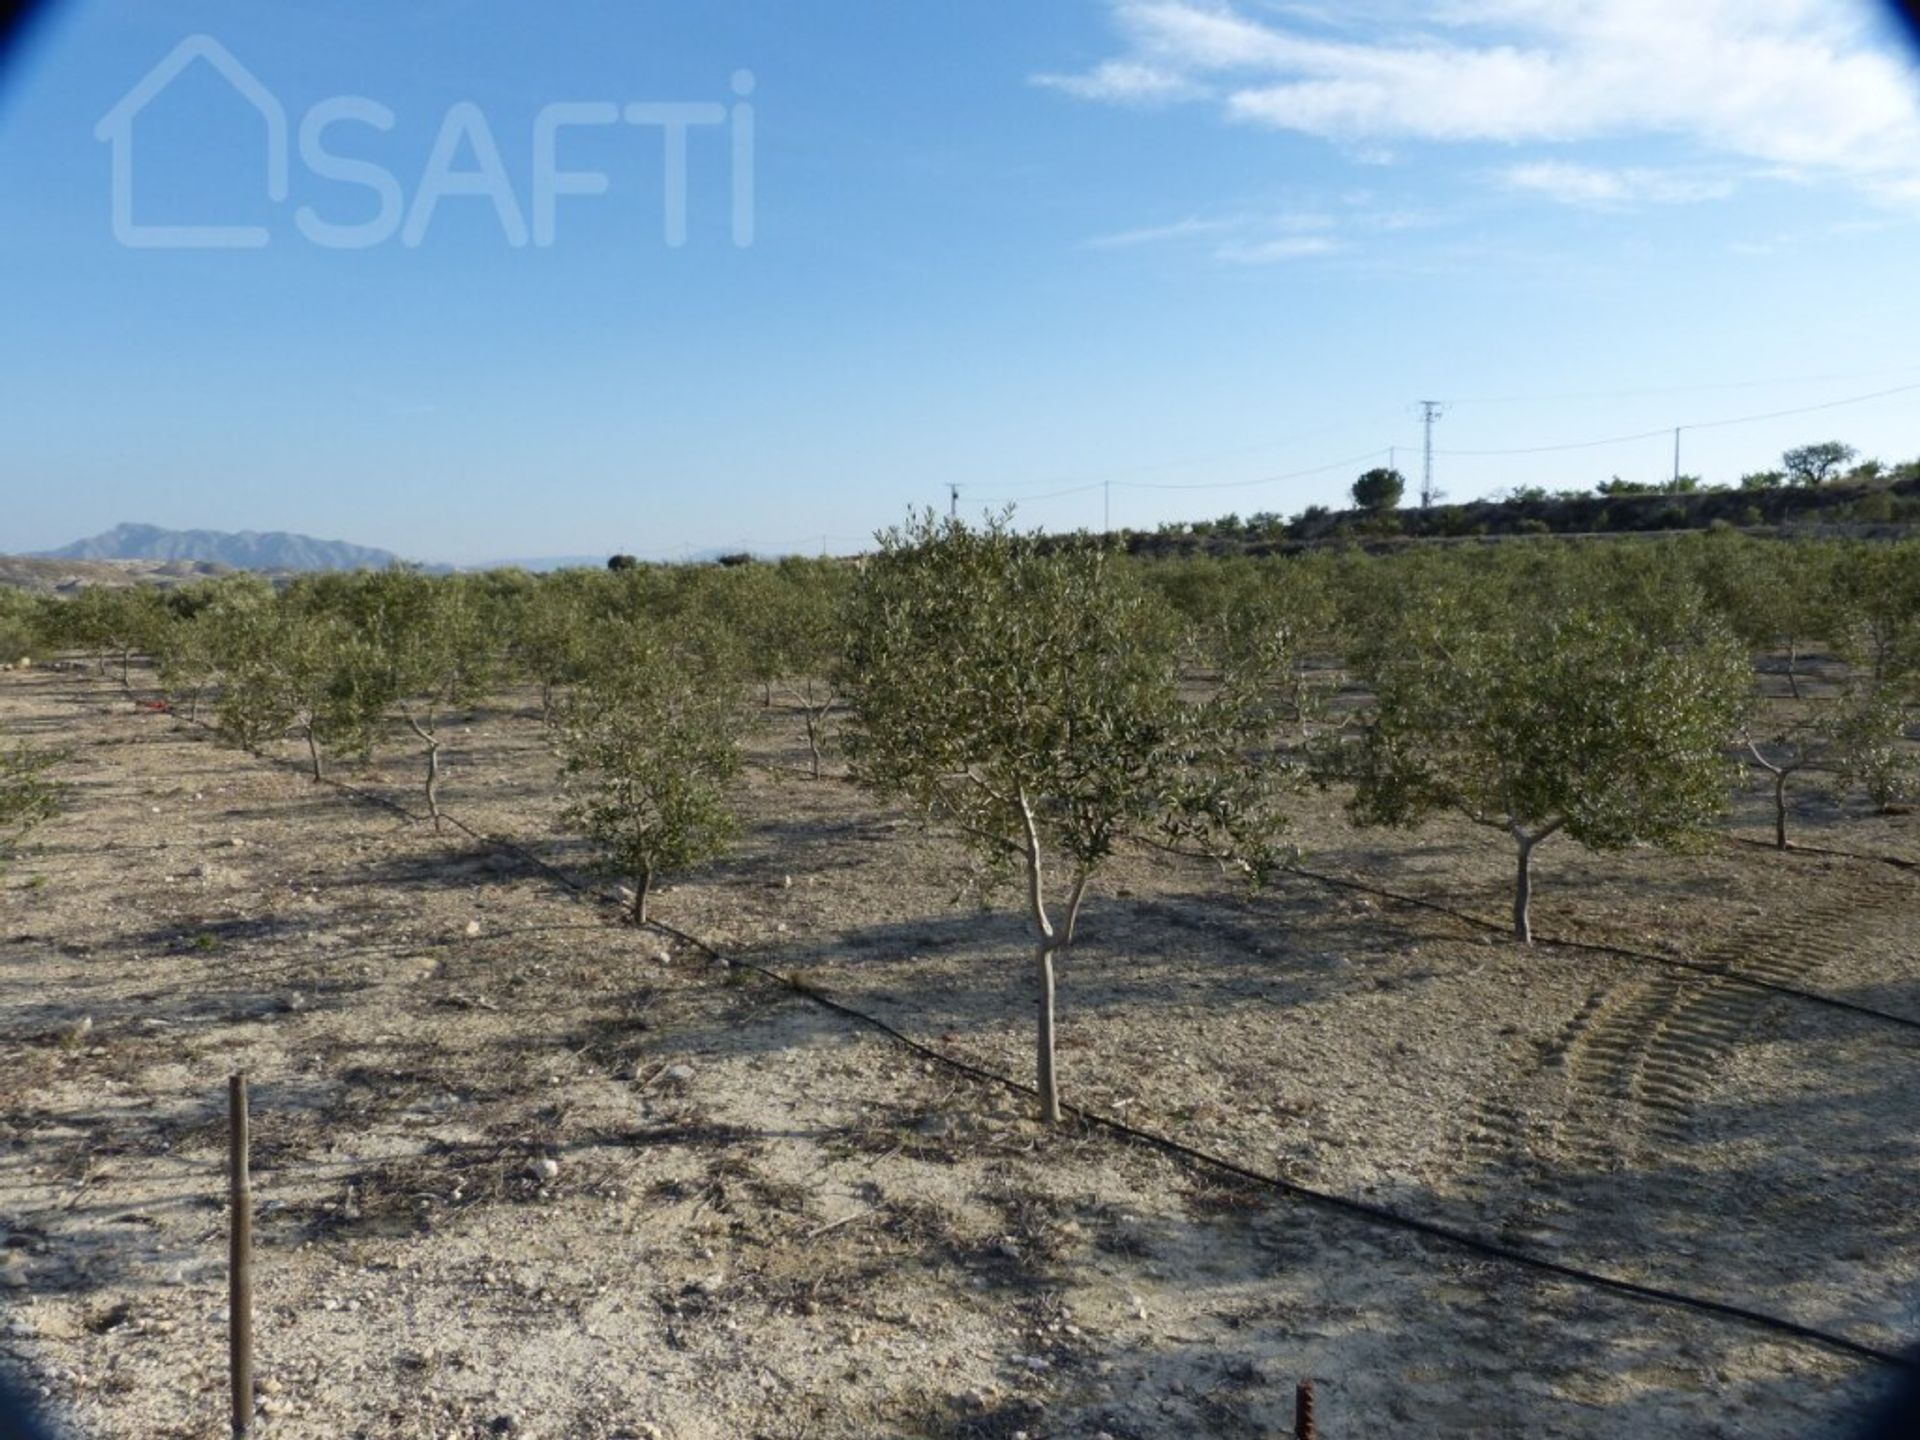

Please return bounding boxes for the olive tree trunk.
[405,712,443,828]
[1018,787,1062,1126]
[1508,820,1563,944]
[630,864,653,925]
[803,711,823,780]
[1746,740,1793,851]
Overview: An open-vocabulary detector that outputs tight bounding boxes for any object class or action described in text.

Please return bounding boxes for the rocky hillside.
[39,523,401,572]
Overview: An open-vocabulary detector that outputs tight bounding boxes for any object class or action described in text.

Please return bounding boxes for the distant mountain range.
[38,523,406,572]
[26,524,801,578]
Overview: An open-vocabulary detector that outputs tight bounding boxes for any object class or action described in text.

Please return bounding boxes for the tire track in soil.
[1461,866,1918,1261]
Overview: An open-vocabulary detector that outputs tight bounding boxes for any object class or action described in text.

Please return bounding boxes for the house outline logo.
[94,34,288,249]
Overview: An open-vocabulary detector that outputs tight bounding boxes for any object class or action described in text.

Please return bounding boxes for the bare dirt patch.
[3,665,1916,1437]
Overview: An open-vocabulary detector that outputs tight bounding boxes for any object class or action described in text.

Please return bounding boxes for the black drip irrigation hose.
[131,695,1919,1374]
[1724,833,1918,873]
[645,916,1916,1373]
[1282,863,1920,1036]
[275,769,1920,1373]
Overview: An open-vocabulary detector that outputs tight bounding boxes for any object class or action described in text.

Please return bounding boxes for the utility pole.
[1419,401,1444,508]
[1103,479,1111,534]
[1672,427,1682,488]
[948,484,959,520]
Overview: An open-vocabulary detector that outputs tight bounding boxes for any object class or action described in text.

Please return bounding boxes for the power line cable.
[967,413,1410,494]
[1435,381,1920,458]
[1447,363,1920,407]
[1112,446,1392,494]
[960,481,1111,505]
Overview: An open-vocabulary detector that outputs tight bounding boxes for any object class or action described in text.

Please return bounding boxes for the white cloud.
[1084,205,1358,261]
[1217,234,1341,262]
[1032,59,1201,103]
[1499,161,1737,207]
[1084,216,1240,248]
[1039,1,1920,201]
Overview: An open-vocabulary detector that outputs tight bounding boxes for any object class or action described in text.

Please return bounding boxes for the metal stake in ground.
[228,1074,253,1439]
[1294,1379,1316,1440]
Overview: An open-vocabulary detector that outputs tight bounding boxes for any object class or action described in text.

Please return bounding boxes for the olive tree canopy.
[1345,592,1749,941]
[843,513,1285,1122]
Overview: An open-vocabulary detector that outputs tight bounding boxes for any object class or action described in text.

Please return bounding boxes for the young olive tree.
[1693,533,1833,699]
[207,590,369,778]
[1745,682,1918,844]
[1203,557,1343,745]
[1345,596,1749,942]
[60,585,167,690]
[353,571,499,825]
[0,589,50,668]
[510,573,602,727]
[1828,540,1920,689]
[750,560,853,778]
[150,592,219,720]
[0,744,64,866]
[208,585,299,754]
[557,628,746,924]
[843,514,1278,1125]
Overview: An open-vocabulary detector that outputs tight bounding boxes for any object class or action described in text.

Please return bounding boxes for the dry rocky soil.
[4,662,1920,1439]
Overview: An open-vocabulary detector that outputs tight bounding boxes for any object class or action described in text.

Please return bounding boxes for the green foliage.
[0,744,64,865]
[0,589,49,665]
[1832,690,1919,811]
[843,513,1287,1120]
[557,628,746,922]
[1782,441,1857,488]
[57,585,168,685]
[1827,540,1920,686]
[1351,467,1406,513]
[1344,585,1749,939]
[845,514,1190,887]
[510,572,604,724]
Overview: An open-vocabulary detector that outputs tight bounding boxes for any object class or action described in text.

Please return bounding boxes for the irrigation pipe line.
[152,695,1920,1035]
[1276,862,1920,1036]
[207,745,1915,1374]
[117,690,1920,1371]
[1723,833,1918,872]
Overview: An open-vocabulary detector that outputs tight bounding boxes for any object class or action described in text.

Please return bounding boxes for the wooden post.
[228,1074,253,1439]
[1293,1379,1316,1440]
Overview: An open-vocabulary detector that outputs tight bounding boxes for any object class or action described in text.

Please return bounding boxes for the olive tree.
[1345,594,1749,942]
[842,514,1280,1124]
[750,560,853,778]
[1203,557,1343,744]
[60,585,167,690]
[556,628,746,924]
[0,744,64,865]
[1828,540,1920,688]
[0,589,49,668]
[1747,686,1917,841]
[352,572,500,824]
[1693,534,1833,699]
[510,572,603,726]
[206,589,373,778]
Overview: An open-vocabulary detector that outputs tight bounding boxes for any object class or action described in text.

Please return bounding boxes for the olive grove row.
[5,526,1918,1122]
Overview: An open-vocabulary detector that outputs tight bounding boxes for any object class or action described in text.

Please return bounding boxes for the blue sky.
[3,0,1919,562]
